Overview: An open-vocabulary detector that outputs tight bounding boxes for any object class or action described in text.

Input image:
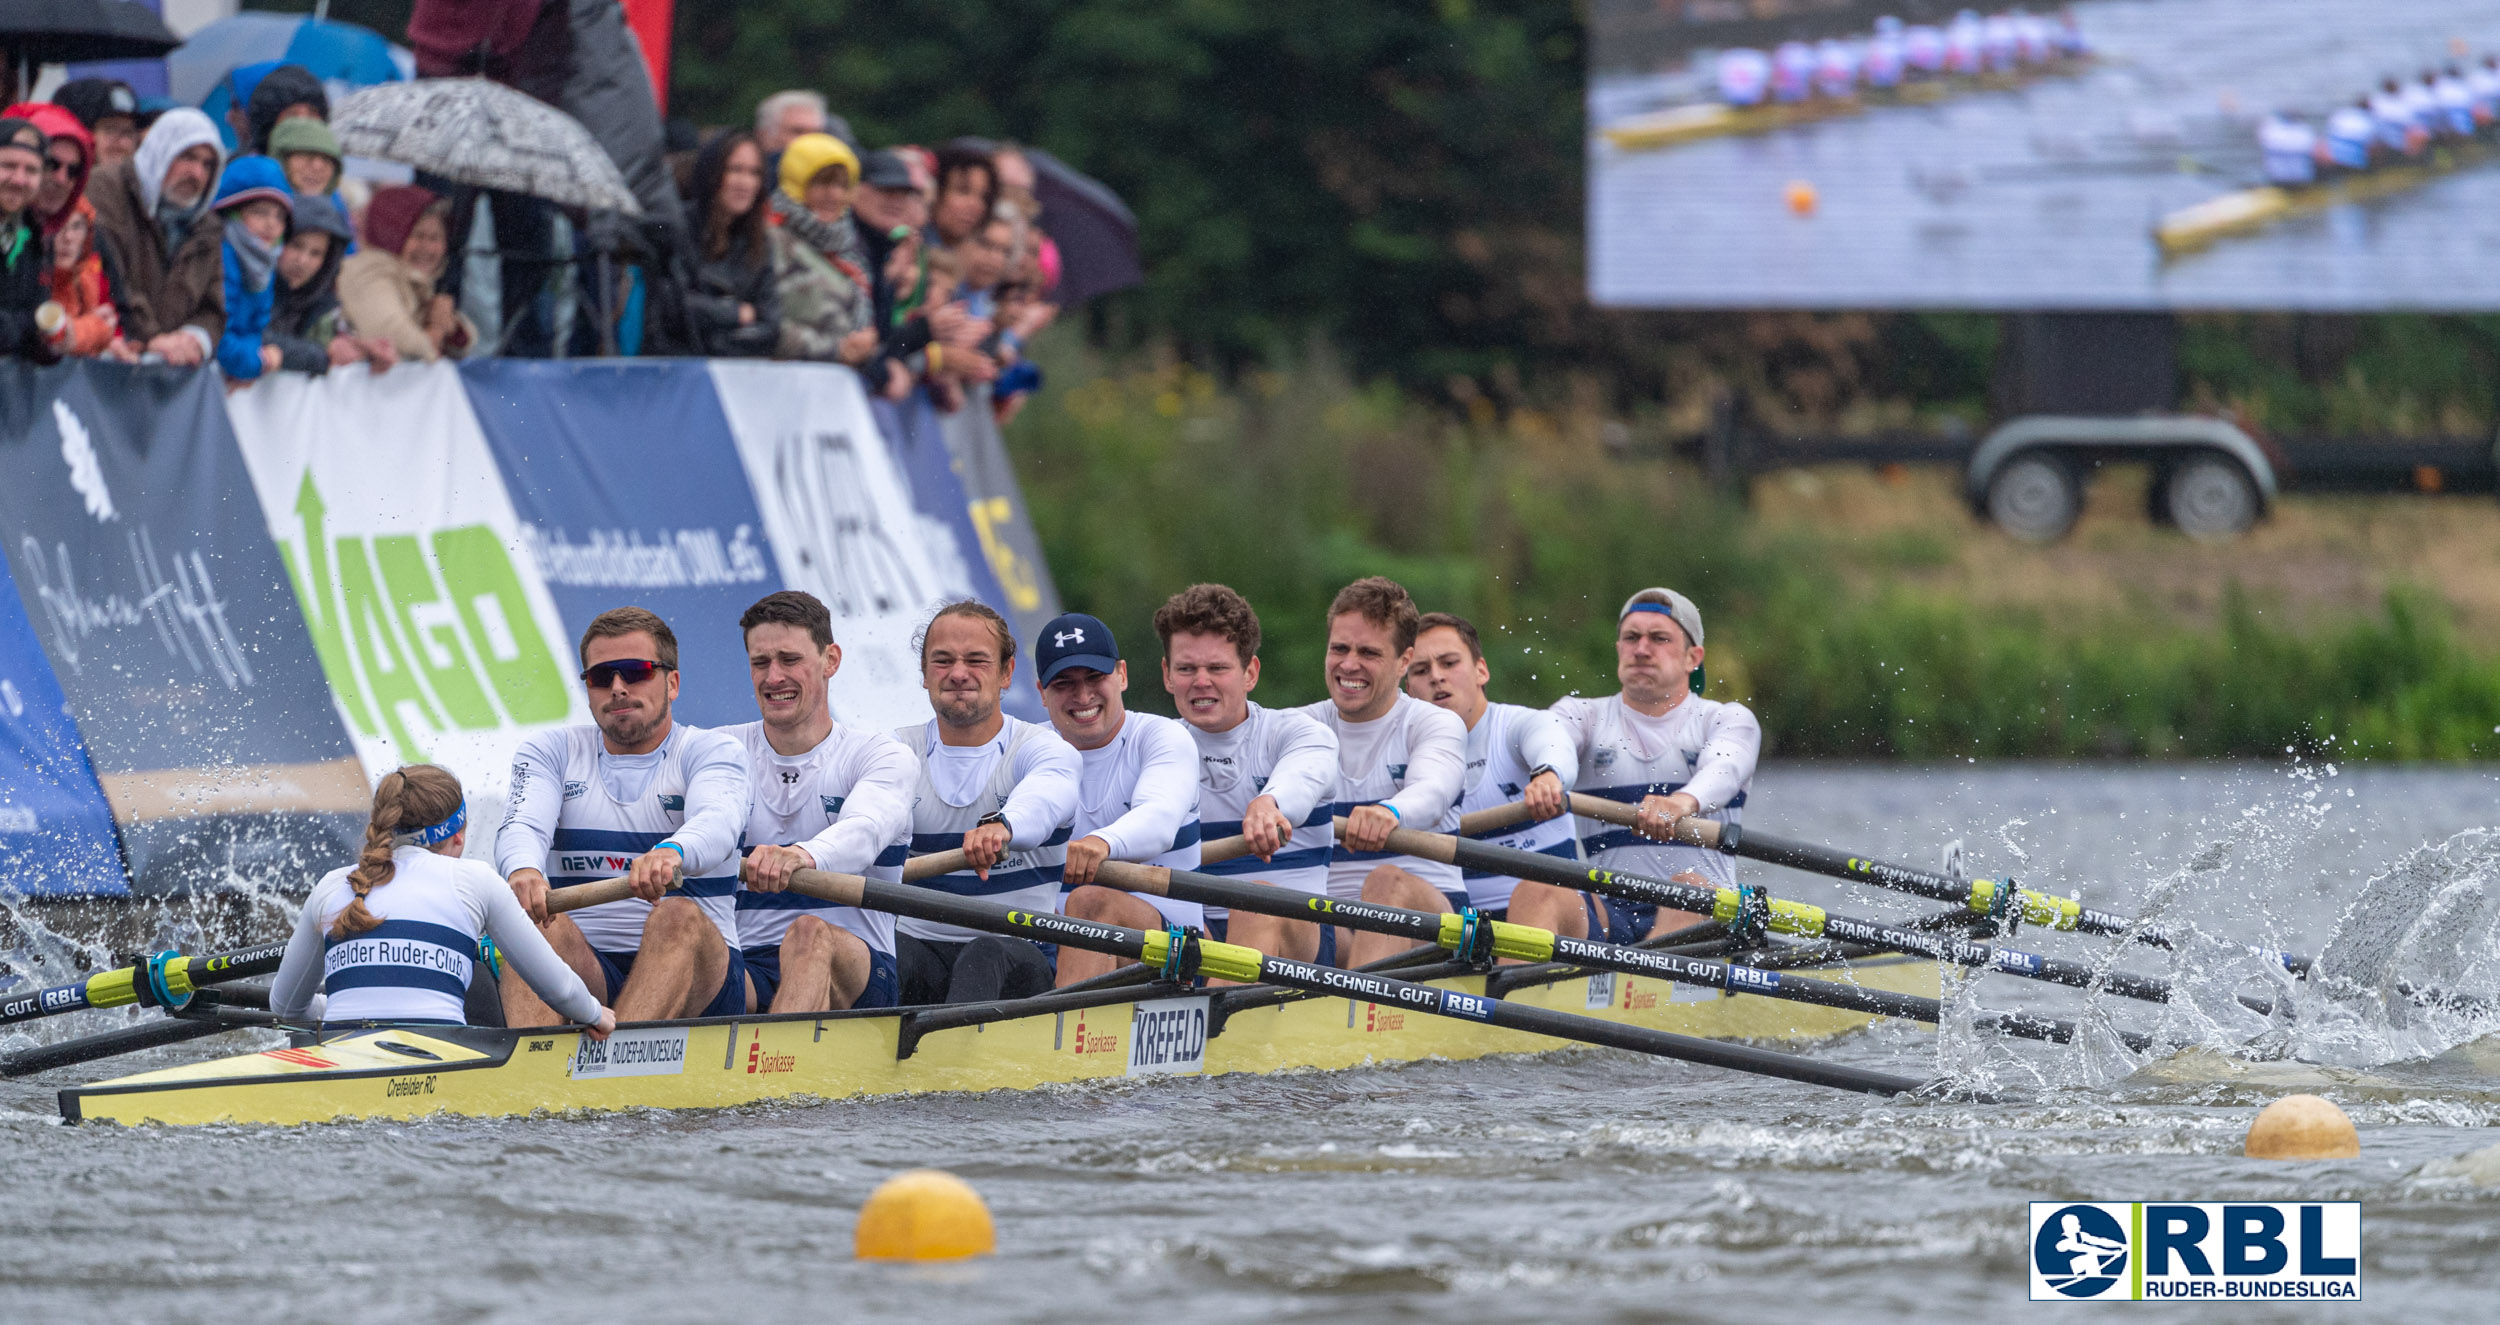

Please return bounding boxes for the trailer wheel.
[1985,451,2081,543]
[2163,453,2260,542]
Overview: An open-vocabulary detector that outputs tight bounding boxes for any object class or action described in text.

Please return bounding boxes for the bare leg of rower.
[501,913,607,1027]
[611,898,732,1020]
[1348,864,1452,968]
[1501,879,1590,962]
[1209,909,1321,985]
[1637,870,1718,941]
[1055,885,1171,987]
[767,915,872,1013]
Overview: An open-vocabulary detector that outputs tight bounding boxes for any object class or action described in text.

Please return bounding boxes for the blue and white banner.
[0,360,1059,897]
[462,360,783,732]
[0,362,366,895]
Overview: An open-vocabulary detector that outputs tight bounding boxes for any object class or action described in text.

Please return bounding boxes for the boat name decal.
[384,1075,436,1099]
[1125,996,1209,1076]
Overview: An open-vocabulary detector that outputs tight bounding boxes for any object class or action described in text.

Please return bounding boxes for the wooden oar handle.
[902,848,971,882]
[1197,833,1249,866]
[1456,799,1535,836]
[1566,791,1722,849]
[545,858,687,915]
[1092,859,1174,896]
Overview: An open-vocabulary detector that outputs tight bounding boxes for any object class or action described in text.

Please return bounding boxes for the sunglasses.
[580,659,672,688]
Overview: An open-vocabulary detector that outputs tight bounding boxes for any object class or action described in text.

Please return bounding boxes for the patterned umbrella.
[330,77,643,217]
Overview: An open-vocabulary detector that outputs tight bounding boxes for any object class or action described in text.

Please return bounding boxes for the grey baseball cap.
[1619,588,1705,693]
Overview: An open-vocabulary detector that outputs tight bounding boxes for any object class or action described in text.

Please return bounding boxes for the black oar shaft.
[0,943,287,1028]
[773,867,1940,1098]
[1109,862,2101,1048]
[1395,825,2181,1011]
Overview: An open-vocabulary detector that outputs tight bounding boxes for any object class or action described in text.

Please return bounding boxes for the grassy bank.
[1007,345,2500,761]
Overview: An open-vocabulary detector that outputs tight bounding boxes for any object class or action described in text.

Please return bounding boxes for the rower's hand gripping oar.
[744,862,1951,1098]
[1092,855,2140,1051]
[898,834,1255,884]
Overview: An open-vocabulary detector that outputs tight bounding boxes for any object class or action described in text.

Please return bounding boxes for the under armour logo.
[1054,627,1086,647]
[779,770,799,784]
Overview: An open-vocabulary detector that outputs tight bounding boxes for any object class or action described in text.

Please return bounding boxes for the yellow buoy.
[2245,1094,2360,1161]
[1784,179,1819,216]
[854,1169,997,1261]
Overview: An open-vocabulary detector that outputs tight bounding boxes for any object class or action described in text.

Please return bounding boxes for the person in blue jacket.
[209,154,292,380]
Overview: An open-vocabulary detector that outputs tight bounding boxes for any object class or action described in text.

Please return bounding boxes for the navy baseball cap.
[1035,613,1119,685]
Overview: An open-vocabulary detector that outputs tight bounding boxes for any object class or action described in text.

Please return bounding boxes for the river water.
[4,763,2497,1321]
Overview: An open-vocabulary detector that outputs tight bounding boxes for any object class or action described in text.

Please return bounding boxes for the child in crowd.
[269,117,345,208]
[44,197,120,356]
[268,191,387,375]
[210,154,293,381]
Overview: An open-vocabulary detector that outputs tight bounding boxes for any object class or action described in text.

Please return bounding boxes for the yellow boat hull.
[63,958,1939,1126]
[1599,65,2084,153]
[2156,138,2500,255]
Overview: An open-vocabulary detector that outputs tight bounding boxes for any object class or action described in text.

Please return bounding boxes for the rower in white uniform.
[1402,612,1595,954]
[1717,48,1772,108]
[1300,576,1468,967]
[2436,66,2477,138]
[1550,589,1761,941]
[731,591,916,1013]
[2371,78,2425,158]
[1154,583,1339,969]
[892,600,1083,1005]
[1039,612,1207,987]
[2469,56,2500,127]
[1862,18,1906,90]
[272,764,613,1035]
[499,607,752,1024]
[2258,113,2318,187]
[2323,100,2376,173]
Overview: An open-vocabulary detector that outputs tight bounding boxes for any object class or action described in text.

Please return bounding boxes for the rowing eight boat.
[1599,61,2091,153]
[59,956,1937,1126]
[2156,137,2500,256]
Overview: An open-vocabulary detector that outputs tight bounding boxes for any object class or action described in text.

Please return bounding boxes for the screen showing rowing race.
[1588,0,2500,309]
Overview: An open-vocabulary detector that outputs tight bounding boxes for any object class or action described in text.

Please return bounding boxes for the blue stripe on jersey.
[919,865,1063,897]
[547,873,740,895]
[738,890,836,912]
[1171,820,1202,851]
[1203,810,1330,839]
[911,826,1074,853]
[1199,845,1330,877]
[323,918,473,953]
[876,843,909,867]
[552,827,673,851]
[323,964,469,998]
[1462,836,1580,881]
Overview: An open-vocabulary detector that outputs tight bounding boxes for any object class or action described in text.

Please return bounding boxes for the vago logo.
[280,471,571,760]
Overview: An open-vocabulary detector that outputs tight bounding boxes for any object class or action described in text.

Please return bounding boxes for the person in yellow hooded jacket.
[767,131,878,367]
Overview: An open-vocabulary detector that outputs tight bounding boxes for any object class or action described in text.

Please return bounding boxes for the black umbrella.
[0,0,179,66]
[949,136,1142,306]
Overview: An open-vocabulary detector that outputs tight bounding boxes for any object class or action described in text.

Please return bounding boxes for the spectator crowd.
[2,76,1060,422]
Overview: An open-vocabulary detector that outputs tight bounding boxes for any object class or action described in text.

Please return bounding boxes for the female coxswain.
[272,765,616,1036]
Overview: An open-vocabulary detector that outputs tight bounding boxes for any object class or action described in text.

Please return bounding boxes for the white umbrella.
[329,77,644,217]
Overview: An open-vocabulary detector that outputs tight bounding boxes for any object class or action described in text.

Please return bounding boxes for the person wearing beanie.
[337,184,474,362]
[268,116,344,201]
[0,117,52,358]
[209,155,294,380]
[768,131,877,367]
[85,107,227,365]
[51,78,140,170]
[236,63,328,155]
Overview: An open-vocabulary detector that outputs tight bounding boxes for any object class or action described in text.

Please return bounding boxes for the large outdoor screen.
[1588,1,2500,309]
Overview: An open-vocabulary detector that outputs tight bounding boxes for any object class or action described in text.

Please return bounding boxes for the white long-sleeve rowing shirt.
[1455,701,1582,911]
[1299,693,1466,900]
[1550,691,1759,889]
[1064,709,1204,927]
[890,715,1083,943]
[273,847,602,1026]
[497,723,751,953]
[729,719,917,955]
[1190,702,1338,913]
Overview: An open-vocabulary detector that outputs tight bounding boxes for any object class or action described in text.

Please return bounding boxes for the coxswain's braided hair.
[332,764,466,940]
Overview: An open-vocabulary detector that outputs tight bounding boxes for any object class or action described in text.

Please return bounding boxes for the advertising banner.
[0,552,125,898]
[460,361,782,730]
[0,362,364,894]
[938,386,1065,653]
[226,363,589,813]
[706,361,968,733]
